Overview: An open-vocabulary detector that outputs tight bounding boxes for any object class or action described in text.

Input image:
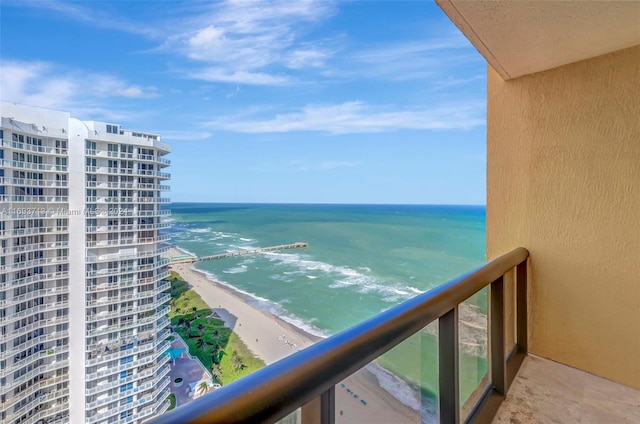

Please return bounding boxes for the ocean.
[166,203,487,420]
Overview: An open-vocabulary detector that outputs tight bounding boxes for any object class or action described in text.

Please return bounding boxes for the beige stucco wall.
[487,45,640,389]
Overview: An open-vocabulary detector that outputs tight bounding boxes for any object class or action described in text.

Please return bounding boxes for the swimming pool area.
[169,347,185,360]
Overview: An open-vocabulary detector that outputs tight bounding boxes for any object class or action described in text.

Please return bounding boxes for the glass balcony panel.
[459,287,489,421]
[336,320,438,424]
[275,407,300,424]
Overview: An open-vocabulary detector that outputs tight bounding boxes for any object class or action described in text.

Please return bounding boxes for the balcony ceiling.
[437,0,640,80]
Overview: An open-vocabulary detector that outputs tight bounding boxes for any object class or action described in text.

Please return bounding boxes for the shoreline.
[166,246,420,423]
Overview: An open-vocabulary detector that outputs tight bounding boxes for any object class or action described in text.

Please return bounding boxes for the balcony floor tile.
[493,355,640,424]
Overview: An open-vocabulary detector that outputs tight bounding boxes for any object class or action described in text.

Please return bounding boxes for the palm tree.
[212,343,224,364]
[231,350,245,372]
[196,337,206,350]
[196,381,209,396]
[212,364,223,384]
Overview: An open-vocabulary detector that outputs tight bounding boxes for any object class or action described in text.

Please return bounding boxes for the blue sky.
[0,0,487,204]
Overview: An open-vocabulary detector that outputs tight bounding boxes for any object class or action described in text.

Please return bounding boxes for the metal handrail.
[150,247,529,424]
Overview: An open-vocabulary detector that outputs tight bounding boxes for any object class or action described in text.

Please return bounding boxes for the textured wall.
[487,46,640,389]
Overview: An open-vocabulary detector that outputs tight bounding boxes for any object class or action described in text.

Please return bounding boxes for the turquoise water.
[169,347,185,360]
[166,203,486,420]
[167,203,486,336]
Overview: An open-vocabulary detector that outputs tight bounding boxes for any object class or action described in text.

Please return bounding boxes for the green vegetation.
[167,393,176,411]
[167,271,265,385]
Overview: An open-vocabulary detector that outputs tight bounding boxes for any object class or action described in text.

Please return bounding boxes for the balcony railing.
[150,247,529,424]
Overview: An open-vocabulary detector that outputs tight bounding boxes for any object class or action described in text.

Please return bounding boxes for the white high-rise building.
[0,102,172,424]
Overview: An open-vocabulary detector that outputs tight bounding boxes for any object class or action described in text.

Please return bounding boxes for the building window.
[106,124,119,134]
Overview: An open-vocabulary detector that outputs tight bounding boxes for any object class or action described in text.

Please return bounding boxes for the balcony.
[0,330,68,361]
[86,306,145,323]
[86,338,170,368]
[86,308,170,337]
[85,246,168,263]
[85,364,171,396]
[149,248,529,424]
[2,344,70,375]
[0,286,68,307]
[0,303,69,328]
[2,359,69,394]
[0,177,68,188]
[85,234,169,247]
[86,376,168,410]
[1,241,69,255]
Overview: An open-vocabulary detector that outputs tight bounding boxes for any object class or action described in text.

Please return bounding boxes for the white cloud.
[205,101,485,134]
[165,0,335,85]
[9,0,160,38]
[159,130,213,141]
[343,35,481,81]
[0,60,159,118]
[188,68,290,86]
[285,47,330,69]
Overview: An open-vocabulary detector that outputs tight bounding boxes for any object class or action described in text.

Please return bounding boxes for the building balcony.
[3,318,68,346]
[86,266,139,279]
[0,380,68,417]
[0,270,68,289]
[2,359,69,394]
[0,285,68,307]
[8,160,67,173]
[86,376,169,410]
[492,354,640,423]
[92,273,169,290]
[85,347,169,382]
[3,255,68,272]
[0,177,68,188]
[108,387,171,424]
[86,290,158,307]
[85,355,156,382]
[86,306,146,324]
[86,307,170,337]
[85,361,170,396]
[0,304,68,328]
[137,197,171,203]
[1,241,69,255]
[0,195,68,203]
[4,388,70,424]
[3,139,67,155]
[3,344,70,375]
[12,401,69,424]
[86,246,168,263]
[85,234,169,247]
[82,209,171,219]
[86,338,170,368]
[84,181,170,191]
[0,330,68,361]
[85,222,170,233]
[11,226,67,236]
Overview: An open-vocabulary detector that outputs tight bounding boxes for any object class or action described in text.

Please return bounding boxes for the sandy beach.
[167,247,420,423]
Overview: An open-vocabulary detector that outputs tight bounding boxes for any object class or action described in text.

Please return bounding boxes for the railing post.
[439,307,459,424]
[321,386,335,424]
[490,276,506,396]
[301,387,335,424]
[516,261,528,353]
